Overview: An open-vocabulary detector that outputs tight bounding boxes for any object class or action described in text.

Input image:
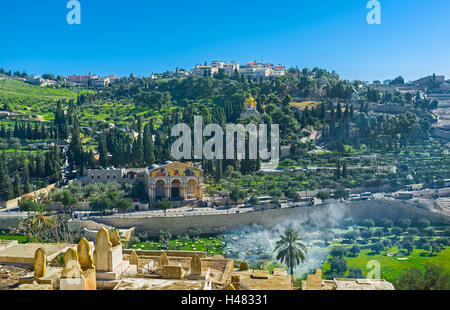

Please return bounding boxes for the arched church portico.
[148,177,202,201]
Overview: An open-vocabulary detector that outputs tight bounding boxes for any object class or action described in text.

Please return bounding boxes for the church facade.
[147,161,203,201]
[81,161,203,202]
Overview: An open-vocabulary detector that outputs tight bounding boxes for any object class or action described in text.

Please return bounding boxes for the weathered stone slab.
[159,250,169,267]
[273,268,288,276]
[305,269,322,290]
[110,230,121,247]
[34,248,46,279]
[129,250,139,266]
[190,254,201,275]
[93,228,113,272]
[252,270,270,279]
[77,238,94,270]
[162,265,184,279]
[60,277,85,290]
[96,261,130,281]
[61,248,82,279]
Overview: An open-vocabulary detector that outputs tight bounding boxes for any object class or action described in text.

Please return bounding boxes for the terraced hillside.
[0,78,80,121]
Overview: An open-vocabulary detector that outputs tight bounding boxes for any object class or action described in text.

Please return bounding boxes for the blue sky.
[0,0,449,82]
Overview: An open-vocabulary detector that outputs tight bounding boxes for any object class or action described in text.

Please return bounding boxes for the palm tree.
[275,227,308,276]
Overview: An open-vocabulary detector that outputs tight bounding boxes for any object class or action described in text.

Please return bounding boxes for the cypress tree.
[143,124,155,165]
[98,134,108,168]
[13,171,21,197]
[215,159,222,182]
[23,163,31,194]
[36,153,45,177]
[342,161,348,178]
[0,163,13,201]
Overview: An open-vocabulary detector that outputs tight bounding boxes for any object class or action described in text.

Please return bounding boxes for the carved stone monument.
[34,247,46,279]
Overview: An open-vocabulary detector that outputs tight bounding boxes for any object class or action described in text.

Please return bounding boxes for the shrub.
[330,246,346,258]
[349,245,361,257]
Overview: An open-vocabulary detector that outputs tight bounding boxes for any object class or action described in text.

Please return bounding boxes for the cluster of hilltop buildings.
[25,74,120,88]
[20,60,286,89]
[191,61,286,79]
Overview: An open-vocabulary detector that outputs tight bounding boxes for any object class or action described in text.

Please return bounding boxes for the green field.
[131,237,224,256]
[0,79,80,121]
[322,246,450,283]
[0,234,29,243]
[0,79,77,100]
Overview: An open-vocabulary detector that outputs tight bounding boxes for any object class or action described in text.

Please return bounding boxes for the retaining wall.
[88,200,450,237]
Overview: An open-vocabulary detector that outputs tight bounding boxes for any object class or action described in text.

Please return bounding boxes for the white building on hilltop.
[240,62,286,80]
[192,61,240,78]
[191,61,284,79]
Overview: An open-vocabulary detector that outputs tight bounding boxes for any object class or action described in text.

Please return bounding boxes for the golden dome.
[244,96,257,108]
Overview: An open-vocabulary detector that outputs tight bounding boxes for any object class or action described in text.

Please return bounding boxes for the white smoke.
[223,203,348,278]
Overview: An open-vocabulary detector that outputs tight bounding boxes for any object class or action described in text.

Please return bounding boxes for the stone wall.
[0,217,21,232]
[0,183,57,209]
[3,200,448,236]
[89,200,449,236]
[89,205,318,236]
[347,200,450,224]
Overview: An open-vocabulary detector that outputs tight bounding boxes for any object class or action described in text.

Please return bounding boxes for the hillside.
[0,78,80,121]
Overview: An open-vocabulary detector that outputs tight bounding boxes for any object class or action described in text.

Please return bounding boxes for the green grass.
[131,237,224,256]
[0,79,78,100]
[0,234,29,243]
[322,246,450,283]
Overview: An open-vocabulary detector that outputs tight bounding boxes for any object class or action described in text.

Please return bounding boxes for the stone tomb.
[59,239,96,290]
[161,265,184,279]
[34,247,46,279]
[17,247,60,290]
[159,250,184,279]
[159,250,169,267]
[93,228,135,289]
[185,254,210,280]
